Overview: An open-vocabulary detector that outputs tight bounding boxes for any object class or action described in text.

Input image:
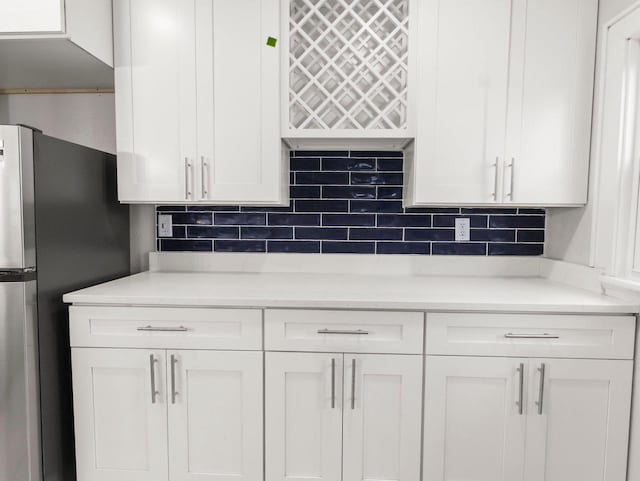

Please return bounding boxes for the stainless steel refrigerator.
[0,125,130,481]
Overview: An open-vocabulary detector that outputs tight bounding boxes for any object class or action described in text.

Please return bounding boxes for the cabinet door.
[504,0,598,205]
[343,355,423,481]
[524,359,633,481]
[167,350,263,481]
[423,356,527,481]
[72,349,169,481]
[114,0,197,203]
[0,0,63,33]
[196,0,285,204]
[414,0,512,204]
[265,353,343,481]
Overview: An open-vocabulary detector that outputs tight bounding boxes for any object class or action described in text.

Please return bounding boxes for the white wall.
[545,0,639,266]
[0,93,155,272]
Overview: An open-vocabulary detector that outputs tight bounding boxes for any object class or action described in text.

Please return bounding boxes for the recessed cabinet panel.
[524,359,632,481]
[505,0,598,204]
[413,0,512,204]
[115,0,196,203]
[423,356,527,481]
[0,0,64,33]
[72,349,169,481]
[265,352,343,481]
[343,355,422,481]
[168,351,263,481]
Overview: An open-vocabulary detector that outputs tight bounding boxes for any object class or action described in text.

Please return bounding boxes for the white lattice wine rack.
[288,0,411,134]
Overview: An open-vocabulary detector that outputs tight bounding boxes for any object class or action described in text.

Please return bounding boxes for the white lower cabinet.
[72,348,263,481]
[265,352,423,481]
[424,356,633,481]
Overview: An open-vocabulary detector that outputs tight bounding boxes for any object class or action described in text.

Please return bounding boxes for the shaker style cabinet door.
[523,359,633,481]
[196,0,285,204]
[423,356,528,481]
[412,0,513,204]
[114,0,197,203]
[265,353,343,481]
[342,355,423,481]
[0,0,64,33]
[167,350,263,481]
[72,349,169,481]
[504,0,598,205]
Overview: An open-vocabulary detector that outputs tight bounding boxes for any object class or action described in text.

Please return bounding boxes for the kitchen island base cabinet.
[265,352,422,481]
[424,356,633,481]
[72,348,263,481]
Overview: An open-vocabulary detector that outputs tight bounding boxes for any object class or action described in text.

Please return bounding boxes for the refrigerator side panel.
[33,133,130,481]
[0,125,35,269]
[0,280,41,481]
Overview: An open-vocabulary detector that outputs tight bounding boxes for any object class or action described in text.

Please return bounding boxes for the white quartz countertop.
[63,271,639,313]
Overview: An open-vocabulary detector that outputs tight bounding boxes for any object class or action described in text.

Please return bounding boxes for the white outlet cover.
[455,218,471,241]
[158,214,173,238]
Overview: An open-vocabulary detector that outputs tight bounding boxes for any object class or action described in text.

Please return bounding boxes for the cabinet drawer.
[264,309,424,354]
[425,313,636,359]
[69,306,262,350]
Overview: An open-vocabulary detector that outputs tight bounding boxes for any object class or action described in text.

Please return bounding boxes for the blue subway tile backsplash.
[157,151,546,256]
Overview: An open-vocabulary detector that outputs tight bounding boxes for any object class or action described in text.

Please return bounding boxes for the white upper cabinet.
[408,0,598,207]
[282,0,417,149]
[0,0,114,89]
[114,0,288,205]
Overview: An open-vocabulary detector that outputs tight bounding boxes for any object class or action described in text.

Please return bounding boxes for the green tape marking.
[266,36,278,48]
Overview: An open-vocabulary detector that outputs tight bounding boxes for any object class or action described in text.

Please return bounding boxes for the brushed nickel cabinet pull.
[149,354,159,404]
[201,156,209,200]
[517,363,524,415]
[504,333,559,339]
[170,354,178,404]
[137,326,189,332]
[536,363,546,415]
[508,157,516,200]
[351,358,356,410]
[492,157,499,200]
[317,329,369,335]
[185,158,192,200]
[331,358,336,409]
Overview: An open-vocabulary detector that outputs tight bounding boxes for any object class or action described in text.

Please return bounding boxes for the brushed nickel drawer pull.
[149,354,159,404]
[137,326,189,332]
[317,329,370,335]
[504,333,559,339]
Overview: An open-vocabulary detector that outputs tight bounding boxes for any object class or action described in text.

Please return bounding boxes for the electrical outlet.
[158,214,173,238]
[455,218,470,241]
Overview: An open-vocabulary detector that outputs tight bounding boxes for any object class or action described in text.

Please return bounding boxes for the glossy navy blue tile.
[160,239,212,252]
[518,208,546,215]
[350,200,403,213]
[377,159,403,171]
[489,243,544,256]
[517,230,545,243]
[490,215,545,229]
[322,186,376,199]
[241,227,293,240]
[268,241,321,253]
[377,214,431,228]
[351,151,403,158]
[405,207,460,214]
[296,227,349,240]
[170,213,213,225]
[268,213,321,226]
[241,204,293,213]
[405,229,455,241]
[294,150,349,157]
[295,200,349,212]
[432,243,487,256]
[322,158,376,171]
[186,226,239,239]
[290,157,321,171]
[291,186,321,199]
[433,215,488,228]
[351,173,403,185]
[470,229,516,242]
[322,214,376,226]
[187,206,240,212]
[350,228,403,241]
[461,208,518,215]
[214,240,266,252]
[296,172,350,185]
[157,206,186,212]
[161,226,186,238]
[214,213,266,225]
[377,242,431,255]
[377,187,403,199]
[322,241,376,254]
